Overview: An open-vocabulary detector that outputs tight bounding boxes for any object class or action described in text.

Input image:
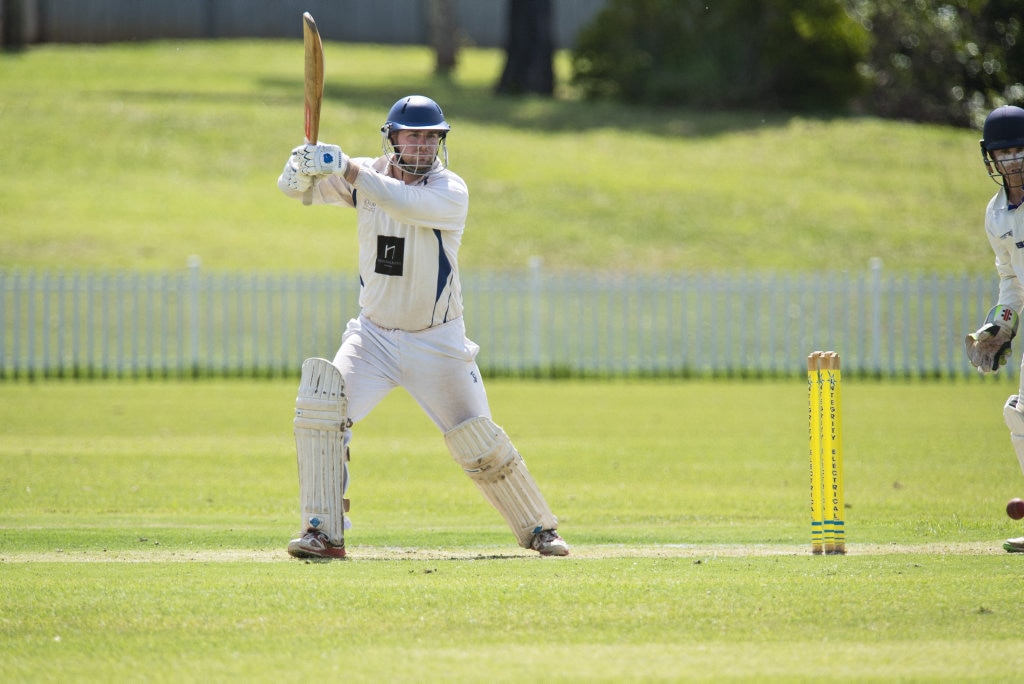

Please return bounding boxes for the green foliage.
[573,0,1024,127]
[571,0,869,111]
[849,0,1024,127]
[3,379,1024,680]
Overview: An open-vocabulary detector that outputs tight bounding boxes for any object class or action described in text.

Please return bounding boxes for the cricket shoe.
[287,529,346,559]
[1003,536,1024,553]
[531,529,569,556]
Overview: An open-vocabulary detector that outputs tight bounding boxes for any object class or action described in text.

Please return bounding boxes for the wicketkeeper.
[967,104,1024,553]
[277,95,569,559]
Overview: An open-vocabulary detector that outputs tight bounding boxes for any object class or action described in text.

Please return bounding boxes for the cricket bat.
[302,12,325,206]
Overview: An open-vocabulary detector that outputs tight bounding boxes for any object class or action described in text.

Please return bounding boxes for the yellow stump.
[808,352,824,555]
[827,352,845,554]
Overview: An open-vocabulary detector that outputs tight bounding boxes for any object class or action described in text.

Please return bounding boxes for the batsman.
[967,104,1024,553]
[277,93,569,559]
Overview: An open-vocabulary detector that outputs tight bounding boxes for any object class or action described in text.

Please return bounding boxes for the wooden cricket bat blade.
[302,12,325,206]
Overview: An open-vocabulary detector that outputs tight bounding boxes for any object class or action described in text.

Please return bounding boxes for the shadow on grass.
[257,75,828,138]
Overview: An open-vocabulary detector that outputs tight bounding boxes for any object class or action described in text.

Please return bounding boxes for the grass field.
[3,378,1024,681]
[0,40,1001,275]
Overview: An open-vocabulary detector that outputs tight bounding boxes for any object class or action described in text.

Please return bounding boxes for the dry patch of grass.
[1,541,1006,564]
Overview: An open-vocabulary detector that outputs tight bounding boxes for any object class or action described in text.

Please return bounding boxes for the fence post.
[529,256,543,371]
[869,257,883,374]
[188,255,201,376]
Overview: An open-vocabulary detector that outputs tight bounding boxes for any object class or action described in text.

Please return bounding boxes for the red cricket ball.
[1007,498,1024,521]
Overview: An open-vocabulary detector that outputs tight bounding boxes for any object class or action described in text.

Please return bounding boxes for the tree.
[849,0,1024,127]
[571,0,868,111]
[496,0,554,96]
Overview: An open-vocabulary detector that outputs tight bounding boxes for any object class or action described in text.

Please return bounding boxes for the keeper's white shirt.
[985,187,1024,312]
[286,156,469,332]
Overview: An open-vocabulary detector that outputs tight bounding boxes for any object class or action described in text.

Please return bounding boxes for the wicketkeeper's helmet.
[981,105,1024,185]
[982,106,1024,151]
[381,95,450,174]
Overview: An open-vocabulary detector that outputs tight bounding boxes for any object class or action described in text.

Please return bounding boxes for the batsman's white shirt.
[282,155,488,432]
[312,156,468,332]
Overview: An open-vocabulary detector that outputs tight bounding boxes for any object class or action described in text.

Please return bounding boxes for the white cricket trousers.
[332,314,492,432]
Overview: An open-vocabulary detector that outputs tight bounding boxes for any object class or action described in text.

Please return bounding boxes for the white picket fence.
[0,259,1010,379]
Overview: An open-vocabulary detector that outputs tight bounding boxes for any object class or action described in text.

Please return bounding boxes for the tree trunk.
[2,0,26,50]
[428,0,459,77]
[496,0,554,96]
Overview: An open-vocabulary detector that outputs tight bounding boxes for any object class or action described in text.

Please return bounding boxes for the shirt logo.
[375,235,405,276]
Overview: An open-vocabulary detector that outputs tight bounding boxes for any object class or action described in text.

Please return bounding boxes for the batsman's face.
[395,129,441,162]
[993,146,1024,187]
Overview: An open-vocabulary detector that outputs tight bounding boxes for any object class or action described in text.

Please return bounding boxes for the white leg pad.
[294,358,352,546]
[444,416,558,548]
[1003,395,1024,475]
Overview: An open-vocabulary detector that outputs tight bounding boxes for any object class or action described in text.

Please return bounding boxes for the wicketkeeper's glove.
[965,304,1020,373]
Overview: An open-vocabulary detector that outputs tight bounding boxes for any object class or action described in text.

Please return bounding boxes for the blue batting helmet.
[382,95,450,134]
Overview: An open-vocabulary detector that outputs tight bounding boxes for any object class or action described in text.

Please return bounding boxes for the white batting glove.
[293,143,349,176]
[279,156,312,193]
[965,304,1019,373]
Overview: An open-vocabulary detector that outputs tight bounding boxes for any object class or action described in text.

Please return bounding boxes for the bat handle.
[301,136,315,205]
